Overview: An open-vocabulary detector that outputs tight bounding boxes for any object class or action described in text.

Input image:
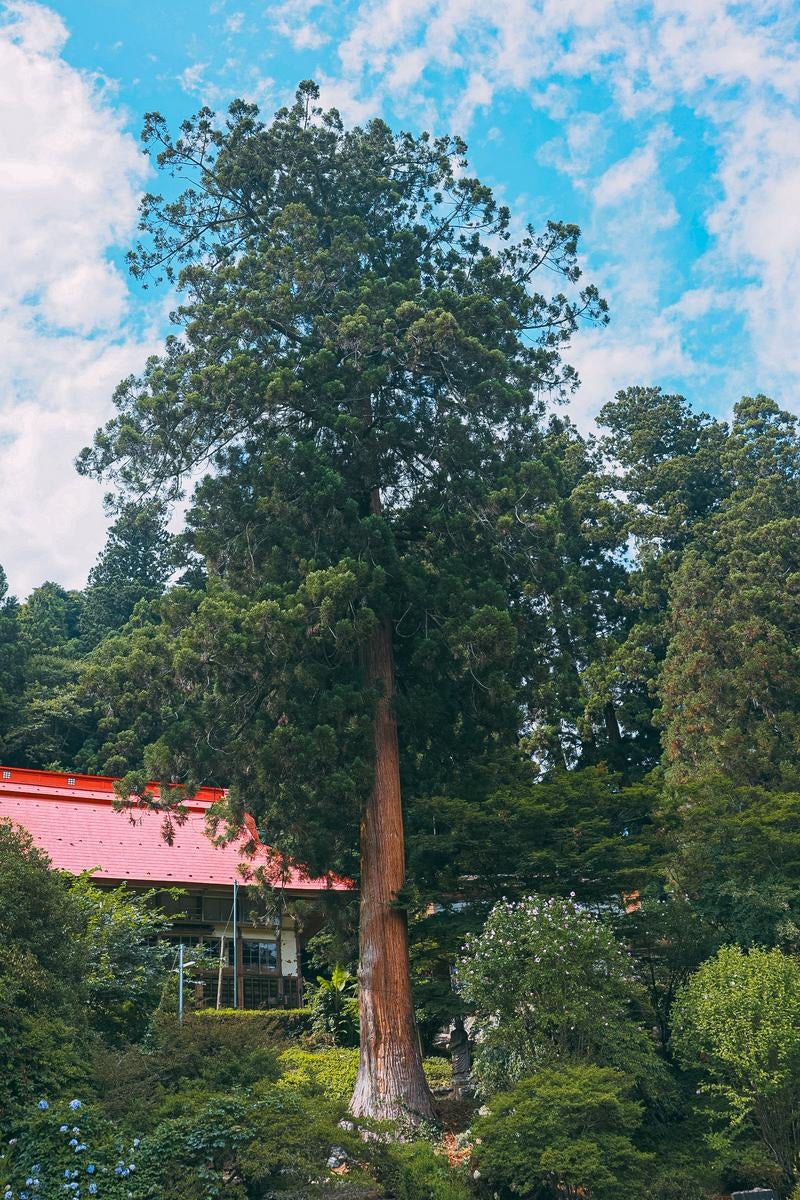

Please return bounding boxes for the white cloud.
[0,1,151,598]
[269,0,331,51]
[593,129,674,210]
[301,0,800,420]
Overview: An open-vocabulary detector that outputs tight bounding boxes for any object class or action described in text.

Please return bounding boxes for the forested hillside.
[6,385,800,1100]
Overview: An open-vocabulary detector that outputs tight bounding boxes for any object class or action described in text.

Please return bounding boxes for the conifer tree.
[79,83,606,1119]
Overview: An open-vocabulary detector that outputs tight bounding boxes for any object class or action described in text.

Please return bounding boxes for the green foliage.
[193,1007,312,1038]
[0,1096,138,1200]
[0,821,89,1124]
[659,401,800,788]
[68,874,173,1042]
[0,564,24,760]
[672,945,800,1183]
[75,82,607,884]
[457,896,658,1093]
[278,1047,449,1103]
[370,1140,470,1200]
[143,1011,285,1094]
[657,775,800,950]
[472,1064,651,1200]
[617,897,718,1051]
[6,581,90,768]
[309,966,360,1047]
[409,766,659,906]
[131,1083,354,1199]
[80,500,173,649]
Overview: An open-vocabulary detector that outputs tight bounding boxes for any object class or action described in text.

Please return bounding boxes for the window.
[163,935,202,949]
[158,892,202,920]
[241,940,278,973]
[2,770,11,780]
[204,937,235,966]
[202,895,232,923]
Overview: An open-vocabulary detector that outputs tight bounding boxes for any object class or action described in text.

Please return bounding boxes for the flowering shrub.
[457,895,656,1091]
[0,1098,138,1200]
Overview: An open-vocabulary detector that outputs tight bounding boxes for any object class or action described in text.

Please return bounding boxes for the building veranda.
[0,764,350,1010]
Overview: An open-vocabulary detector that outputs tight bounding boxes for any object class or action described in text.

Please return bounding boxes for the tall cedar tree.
[78,83,607,1119]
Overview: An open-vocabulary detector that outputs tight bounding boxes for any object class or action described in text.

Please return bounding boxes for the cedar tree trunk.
[350,491,435,1122]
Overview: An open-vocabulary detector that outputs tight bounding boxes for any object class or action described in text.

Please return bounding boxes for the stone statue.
[448,1017,472,1096]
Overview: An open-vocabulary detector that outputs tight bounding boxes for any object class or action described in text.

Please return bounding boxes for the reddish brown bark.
[350,490,434,1122]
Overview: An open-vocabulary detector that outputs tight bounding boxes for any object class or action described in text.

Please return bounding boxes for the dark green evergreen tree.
[80,500,173,648]
[78,82,607,1119]
[582,386,729,778]
[0,566,24,761]
[5,581,87,769]
[658,396,800,787]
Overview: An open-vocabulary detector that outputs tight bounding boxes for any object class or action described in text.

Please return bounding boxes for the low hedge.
[278,1046,451,1103]
[193,1006,312,1039]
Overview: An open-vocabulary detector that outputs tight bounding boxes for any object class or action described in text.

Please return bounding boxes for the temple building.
[0,764,350,1009]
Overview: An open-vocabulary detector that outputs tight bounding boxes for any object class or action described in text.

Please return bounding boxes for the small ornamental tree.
[457,896,655,1092]
[68,875,173,1043]
[672,945,800,1185]
[77,82,607,1119]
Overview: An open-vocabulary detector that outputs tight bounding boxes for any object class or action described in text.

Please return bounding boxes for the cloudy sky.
[1,0,799,597]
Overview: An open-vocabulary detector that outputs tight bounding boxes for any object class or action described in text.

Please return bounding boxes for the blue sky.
[1,0,799,596]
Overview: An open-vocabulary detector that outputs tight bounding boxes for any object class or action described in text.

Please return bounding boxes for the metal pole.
[216,935,225,1010]
[178,942,185,1023]
[232,881,238,1010]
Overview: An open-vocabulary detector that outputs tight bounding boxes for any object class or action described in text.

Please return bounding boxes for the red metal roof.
[0,765,349,893]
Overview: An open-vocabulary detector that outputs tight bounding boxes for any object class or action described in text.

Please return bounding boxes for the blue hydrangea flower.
[37,1100,48,1111]
[60,1126,69,1133]
[88,1187,97,1196]
[4,1189,13,1199]
[85,1165,95,1174]
[68,1139,78,1148]
[68,1100,82,1111]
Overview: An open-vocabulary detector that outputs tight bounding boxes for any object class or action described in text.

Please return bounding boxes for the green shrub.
[147,1011,286,1085]
[90,1012,286,1134]
[472,1063,652,1200]
[278,1046,451,1104]
[194,1007,312,1039]
[309,966,359,1047]
[370,1140,471,1200]
[457,896,660,1094]
[131,1082,357,1199]
[0,1095,138,1199]
[421,1056,451,1089]
[279,1045,359,1102]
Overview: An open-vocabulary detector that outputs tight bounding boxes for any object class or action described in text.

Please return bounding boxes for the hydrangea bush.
[0,1099,138,1200]
[457,895,657,1092]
